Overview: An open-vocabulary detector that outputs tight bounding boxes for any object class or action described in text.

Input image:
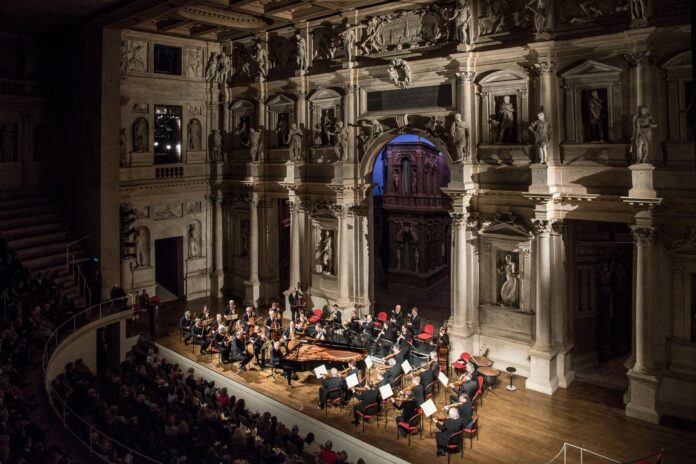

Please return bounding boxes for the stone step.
[23,250,87,272]
[6,231,72,251]
[0,222,67,241]
[16,242,72,261]
[0,212,63,232]
[0,204,56,220]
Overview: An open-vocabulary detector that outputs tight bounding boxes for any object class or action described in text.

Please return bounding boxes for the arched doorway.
[364,133,453,324]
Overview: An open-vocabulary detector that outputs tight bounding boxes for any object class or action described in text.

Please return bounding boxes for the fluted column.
[451,211,471,332]
[533,219,553,351]
[204,195,215,275]
[288,200,301,289]
[345,84,358,163]
[245,194,261,306]
[551,220,574,387]
[535,61,560,164]
[214,195,224,295]
[334,205,351,306]
[624,51,654,110]
[631,226,655,374]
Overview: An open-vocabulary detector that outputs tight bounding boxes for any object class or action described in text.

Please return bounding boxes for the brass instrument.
[444,401,464,410]
[405,367,426,378]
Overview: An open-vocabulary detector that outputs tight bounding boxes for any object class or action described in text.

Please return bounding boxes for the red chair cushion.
[373,321,383,327]
[309,316,321,323]
[452,361,466,369]
[150,296,161,304]
[377,312,387,322]
[417,333,433,340]
[460,352,471,362]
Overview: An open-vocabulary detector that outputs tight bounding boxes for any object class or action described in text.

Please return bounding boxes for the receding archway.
[363,132,453,324]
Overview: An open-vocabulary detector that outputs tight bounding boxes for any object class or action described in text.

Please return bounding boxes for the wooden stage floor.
[129,298,696,464]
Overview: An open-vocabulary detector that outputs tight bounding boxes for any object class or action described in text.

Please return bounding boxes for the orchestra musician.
[329,304,342,324]
[288,286,303,322]
[392,389,419,437]
[224,299,237,317]
[344,360,361,401]
[201,305,213,324]
[395,325,412,352]
[230,331,252,372]
[242,306,256,328]
[251,326,268,368]
[318,368,346,410]
[282,321,296,341]
[269,341,293,386]
[450,361,478,402]
[190,318,210,354]
[433,407,464,456]
[348,310,361,333]
[264,310,277,338]
[307,322,326,340]
[390,305,405,327]
[350,383,380,426]
[446,393,473,428]
[383,358,403,388]
[179,310,193,344]
[213,326,231,363]
[420,353,441,395]
[434,325,450,346]
[296,313,309,334]
[407,306,421,335]
[407,376,425,405]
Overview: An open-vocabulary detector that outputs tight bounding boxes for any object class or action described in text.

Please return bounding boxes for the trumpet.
[405,367,426,378]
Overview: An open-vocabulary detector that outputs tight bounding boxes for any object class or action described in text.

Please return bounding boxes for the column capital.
[295,89,307,99]
[623,51,653,67]
[532,219,555,237]
[551,219,565,236]
[449,212,468,228]
[631,225,655,244]
[288,200,299,214]
[455,71,476,84]
[346,84,359,94]
[533,61,557,76]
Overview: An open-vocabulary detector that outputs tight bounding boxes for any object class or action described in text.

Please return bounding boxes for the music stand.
[505,366,517,391]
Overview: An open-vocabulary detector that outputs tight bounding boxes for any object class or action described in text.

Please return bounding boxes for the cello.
[437,323,450,374]
[270,311,283,342]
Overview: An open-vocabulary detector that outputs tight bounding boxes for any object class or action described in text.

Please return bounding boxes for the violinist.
[348,310,361,332]
[344,361,361,401]
[242,306,256,328]
[179,310,193,344]
[407,375,425,405]
[433,408,464,456]
[330,304,342,324]
[230,331,252,372]
[318,368,346,410]
[251,326,268,368]
[446,393,473,428]
[201,305,213,325]
[191,318,210,355]
[450,360,478,403]
[392,389,419,437]
[213,327,232,364]
[349,382,379,426]
[420,352,440,394]
[383,358,402,388]
[224,299,237,317]
[390,304,404,327]
[288,286,303,322]
[361,314,376,338]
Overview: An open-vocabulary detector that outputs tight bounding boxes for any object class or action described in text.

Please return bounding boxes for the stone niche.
[267,94,295,150]
[310,208,338,299]
[662,51,693,144]
[308,88,342,161]
[229,99,256,150]
[477,215,534,342]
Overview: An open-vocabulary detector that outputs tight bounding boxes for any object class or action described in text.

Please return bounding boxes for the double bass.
[437,324,450,374]
[270,311,283,342]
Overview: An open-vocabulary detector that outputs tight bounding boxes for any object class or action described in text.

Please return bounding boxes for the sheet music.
[379,383,394,400]
[420,399,437,417]
[314,364,328,378]
[401,359,412,374]
[365,357,373,369]
[438,371,449,387]
[346,373,359,389]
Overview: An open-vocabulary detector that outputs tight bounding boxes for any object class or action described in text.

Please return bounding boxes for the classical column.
[337,206,351,306]
[450,211,469,331]
[456,71,477,156]
[204,195,215,274]
[245,194,261,306]
[345,84,358,163]
[624,51,655,113]
[550,220,574,387]
[214,195,224,295]
[631,226,655,374]
[288,200,301,289]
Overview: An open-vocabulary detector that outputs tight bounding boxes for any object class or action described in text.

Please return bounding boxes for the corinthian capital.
[534,61,557,76]
[623,51,653,67]
[455,71,476,84]
[631,226,655,244]
[449,212,467,228]
[532,219,554,236]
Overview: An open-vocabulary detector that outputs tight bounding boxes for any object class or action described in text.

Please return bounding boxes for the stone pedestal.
[284,161,303,184]
[249,162,264,179]
[529,164,555,194]
[628,163,656,198]
[450,162,476,190]
[526,348,560,394]
[626,369,661,423]
[556,344,575,388]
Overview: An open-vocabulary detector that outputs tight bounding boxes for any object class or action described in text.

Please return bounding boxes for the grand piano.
[280,338,369,373]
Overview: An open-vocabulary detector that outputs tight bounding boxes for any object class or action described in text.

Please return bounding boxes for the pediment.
[267,94,294,107]
[560,60,622,80]
[478,70,527,85]
[230,99,254,110]
[663,51,692,71]
[480,222,532,240]
[309,88,342,102]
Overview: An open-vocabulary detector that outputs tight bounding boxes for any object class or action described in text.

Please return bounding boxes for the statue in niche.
[218,54,231,85]
[392,169,400,193]
[276,113,289,148]
[187,119,201,150]
[449,112,469,162]
[187,221,202,259]
[487,115,501,144]
[134,227,150,268]
[528,112,552,164]
[387,59,412,89]
[211,130,223,162]
[585,89,606,142]
[631,105,657,164]
[236,116,251,147]
[132,117,148,152]
[288,123,303,161]
[497,253,519,307]
[333,121,348,162]
[525,0,549,33]
[426,116,445,141]
[254,41,269,78]
[205,52,219,82]
[630,0,647,21]
[316,230,334,274]
[339,19,364,62]
[313,25,339,61]
[479,0,506,35]
[295,31,308,73]
[249,128,262,162]
[119,129,129,167]
[312,124,323,147]
[495,96,516,143]
[320,109,336,146]
[240,220,250,256]
[450,0,473,44]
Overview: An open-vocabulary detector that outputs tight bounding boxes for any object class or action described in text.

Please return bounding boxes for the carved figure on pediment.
[339,19,365,62]
[333,121,349,162]
[479,0,507,35]
[449,112,469,162]
[132,117,148,152]
[294,31,308,73]
[211,130,223,163]
[631,105,657,164]
[119,129,129,167]
[249,128,262,162]
[496,95,516,143]
[528,112,551,164]
[254,41,269,78]
[450,0,473,44]
[187,119,201,150]
[187,220,202,259]
[358,16,382,55]
[288,123,303,161]
[525,0,549,33]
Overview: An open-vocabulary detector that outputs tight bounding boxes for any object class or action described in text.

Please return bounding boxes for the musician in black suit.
[242,306,256,328]
[250,326,268,368]
[190,318,210,354]
[344,360,361,401]
[384,358,403,388]
[350,385,380,425]
[288,287,302,322]
[409,376,425,406]
[407,307,421,335]
[393,343,411,365]
[214,328,232,363]
[452,393,473,427]
[390,305,404,327]
[330,304,342,324]
[269,341,293,386]
[179,310,193,343]
[318,368,346,409]
[224,299,237,317]
[264,310,277,338]
[392,390,420,437]
[420,353,440,394]
[230,332,252,372]
[434,407,464,456]
[450,362,479,402]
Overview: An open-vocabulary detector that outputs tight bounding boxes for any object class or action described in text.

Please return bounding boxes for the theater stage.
[128,298,696,464]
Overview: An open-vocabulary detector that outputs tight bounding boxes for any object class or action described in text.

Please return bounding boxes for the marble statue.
[339,19,364,62]
[498,254,519,306]
[188,119,201,150]
[211,130,223,162]
[312,124,323,147]
[295,31,308,73]
[450,113,469,162]
[119,129,128,167]
[479,0,506,35]
[359,16,381,54]
[356,119,383,154]
[526,0,549,33]
[587,90,605,142]
[236,119,250,147]
[185,49,203,78]
[205,52,218,82]
[218,54,231,85]
[276,114,289,148]
[528,112,552,164]
[122,40,146,75]
[496,96,515,143]
[254,42,269,77]
[630,0,647,21]
[133,118,148,152]
[134,227,149,268]
[387,59,412,89]
[318,230,334,274]
[249,128,262,162]
[631,105,657,164]
[288,123,303,161]
[333,121,348,161]
[450,0,473,44]
[426,116,445,140]
[187,221,201,259]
